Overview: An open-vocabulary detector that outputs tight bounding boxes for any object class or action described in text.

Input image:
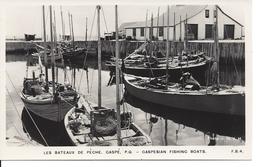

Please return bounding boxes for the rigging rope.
[6,71,49,146]
[6,87,35,145]
[101,7,115,58]
[77,8,97,94]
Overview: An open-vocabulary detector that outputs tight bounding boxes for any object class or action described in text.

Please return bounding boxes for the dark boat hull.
[108,62,208,85]
[21,96,76,122]
[124,75,245,116]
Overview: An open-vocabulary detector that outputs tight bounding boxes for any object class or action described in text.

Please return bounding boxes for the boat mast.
[173,11,176,42]
[165,5,170,89]
[68,12,72,41]
[150,13,153,40]
[70,14,75,49]
[85,17,88,41]
[179,15,181,41]
[97,5,102,108]
[53,9,59,83]
[156,7,160,40]
[184,14,187,52]
[214,5,220,88]
[115,4,122,146]
[53,9,57,48]
[60,6,65,40]
[42,6,49,92]
[145,9,148,40]
[49,6,56,95]
[185,13,188,66]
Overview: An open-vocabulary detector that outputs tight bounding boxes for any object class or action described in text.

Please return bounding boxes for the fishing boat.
[64,97,152,146]
[106,11,210,83]
[64,5,152,146]
[106,51,208,83]
[20,6,79,122]
[31,42,87,63]
[123,5,245,116]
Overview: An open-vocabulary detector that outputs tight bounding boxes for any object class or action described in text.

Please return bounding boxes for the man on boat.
[179,72,201,90]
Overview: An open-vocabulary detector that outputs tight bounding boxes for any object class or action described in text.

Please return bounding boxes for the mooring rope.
[6,87,35,145]
[6,72,49,146]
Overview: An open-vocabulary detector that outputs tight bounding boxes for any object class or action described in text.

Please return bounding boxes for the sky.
[4,4,246,40]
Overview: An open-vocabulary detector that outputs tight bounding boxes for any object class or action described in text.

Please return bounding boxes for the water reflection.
[21,107,72,146]
[7,53,245,146]
[124,92,245,143]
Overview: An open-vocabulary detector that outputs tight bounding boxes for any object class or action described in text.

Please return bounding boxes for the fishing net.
[90,109,117,137]
[122,136,150,146]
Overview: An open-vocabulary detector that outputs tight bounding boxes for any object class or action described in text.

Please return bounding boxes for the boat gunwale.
[124,74,245,96]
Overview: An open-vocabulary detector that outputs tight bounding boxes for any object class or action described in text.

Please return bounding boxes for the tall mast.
[115,5,122,146]
[150,13,153,40]
[60,6,65,40]
[68,12,72,40]
[49,5,56,95]
[165,5,170,89]
[173,12,176,42]
[145,9,148,40]
[85,17,88,41]
[184,14,187,52]
[70,14,75,49]
[97,5,102,108]
[179,15,182,41]
[53,9,57,47]
[214,5,220,87]
[162,13,165,40]
[53,9,59,84]
[42,6,49,92]
[156,7,160,40]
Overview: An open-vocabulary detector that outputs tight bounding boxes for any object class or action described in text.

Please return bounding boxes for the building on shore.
[119,5,244,41]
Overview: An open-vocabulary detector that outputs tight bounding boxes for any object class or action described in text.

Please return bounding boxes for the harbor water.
[6,53,245,146]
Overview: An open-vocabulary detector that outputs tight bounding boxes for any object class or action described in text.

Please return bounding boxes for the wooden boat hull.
[124,75,245,116]
[21,94,77,122]
[107,61,208,85]
[64,101,152,146]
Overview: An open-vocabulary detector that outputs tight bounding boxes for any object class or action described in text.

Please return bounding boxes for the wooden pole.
[53,9,57,47]
[70,14,75,49]
[162,13,164,40]
[60,6,65,40]
[49,5,56,95]
[179,15,182,42]
[53,9,59,83]
[173,12,176,42]
[85,17,88,41]
[68,12,72,40]
[156,7,160,40]
[166,5,170,89]
[150,13,153,40]
[97,5,102,108]
[145,10,148,40]
[184,13,187,52]
[42,6,49,92]
[214,5,220,88]
[115,5,122,146]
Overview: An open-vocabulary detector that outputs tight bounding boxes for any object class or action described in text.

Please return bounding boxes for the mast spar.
[60,6,65,40]
[42,6,49,92]
[97,5,102,108]
[49,5,56,95]
[165,5,170,89]
[214,5,220,88]
[115,4,122,146]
